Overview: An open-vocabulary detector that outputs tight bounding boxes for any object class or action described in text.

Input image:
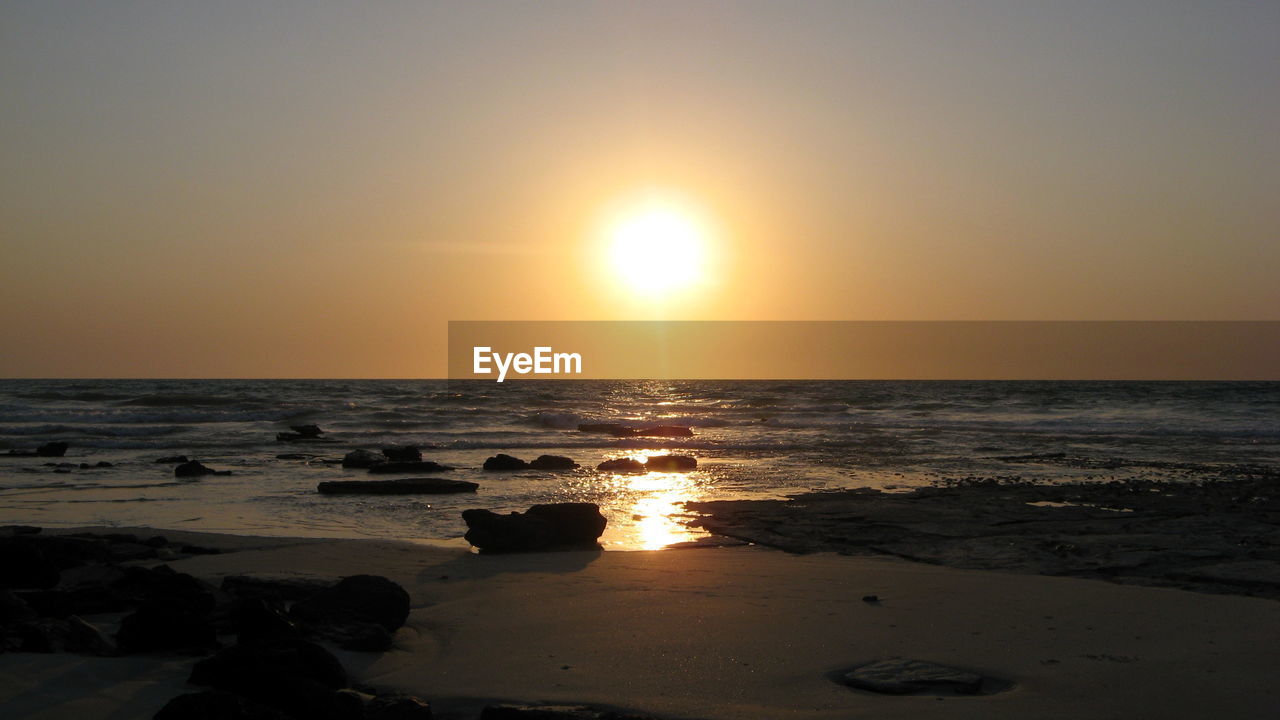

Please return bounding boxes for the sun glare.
[605,197,711,295]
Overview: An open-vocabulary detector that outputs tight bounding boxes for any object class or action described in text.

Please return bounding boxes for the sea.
[0,379,1276,550]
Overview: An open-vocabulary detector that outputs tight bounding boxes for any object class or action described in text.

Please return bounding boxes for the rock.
[577,423,635,436]
[235,598,301,645]
[366,694,433,720]
[381,446,422,462]
[0,589,37,624]
[318,478,477,495]
[317,619,393,652]
[115,604,217,654]
[66,615,116,655]
[291,424,324,438]
[643,455,697,471]
[529,455,579,470]
[289,574,410,632]
[0,525,41,537]
[368,461,453,474]
[596,458,645,473]
[111,565,218,613]
[154,690,294,720]
[0,537,60,589]
[839,658,1007,695]
[155,455,190,464]
[189,638,347,688]
[276,453,316,460]
[483,454,530,471]
[221,575,333,603]
[480,705,657,719]
[37,441,69,457]
[14,617,71,653]
[175,460,231,477]
[17,587,128,617]
[341,449,384,468]
[462,503,607,553]
[633,426,694,437]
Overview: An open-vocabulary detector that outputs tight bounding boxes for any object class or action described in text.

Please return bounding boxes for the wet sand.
[2,527,1278,719]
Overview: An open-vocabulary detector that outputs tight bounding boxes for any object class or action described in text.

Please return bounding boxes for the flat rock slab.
[317,478,478,495]
[839,658,1011,696]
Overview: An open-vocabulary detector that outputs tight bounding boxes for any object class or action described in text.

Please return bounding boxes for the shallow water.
[1,379,1276,549]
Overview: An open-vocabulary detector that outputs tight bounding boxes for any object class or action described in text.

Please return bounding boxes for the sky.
[2,1,1278,378]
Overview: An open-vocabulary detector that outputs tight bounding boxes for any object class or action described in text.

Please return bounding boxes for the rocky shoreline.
[685,472,1280,599]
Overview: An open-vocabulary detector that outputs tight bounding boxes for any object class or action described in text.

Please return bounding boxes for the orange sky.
[2,2,1278,378]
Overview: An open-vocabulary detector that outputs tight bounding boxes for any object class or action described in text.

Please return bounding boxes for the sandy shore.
[2,528,1278,719]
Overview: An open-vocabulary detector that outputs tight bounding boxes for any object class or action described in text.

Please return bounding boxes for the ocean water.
[0,379,1276,550]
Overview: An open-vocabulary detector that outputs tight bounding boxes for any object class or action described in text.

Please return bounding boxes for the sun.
[604,196,712,295]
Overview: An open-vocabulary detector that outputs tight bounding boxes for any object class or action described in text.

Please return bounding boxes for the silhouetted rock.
[292,424,323,438]
[175,460,231,477]
[189,638,360,720]
[290,575,410,632]
[368,461,453,474]
[643,455,697,471]
[341,449,384,468]
[235,598,300,645]
[14,617,71,653]
[276,453,315,460]
[221,575,333,603]
[367,694,433,720]
[596,458,645,473]
[381,446,422,462]
[0,537,60,589]
[577,423,635,436]
[316,619,393,652]
[0,589,37,624]
[116,604,217,654]
[111,564,218,613]
[37,441,69,457]
[481,705,658,719]
[483,454,529,471]
[154,690,293,720]
[318,478,478,495]
[838,658,1010,695]
[462,503,607,553]
[17,587,128,617]
[66,615,115,655]
[529,455,579,470]
[0,525,41,537]
[634,426,694,437]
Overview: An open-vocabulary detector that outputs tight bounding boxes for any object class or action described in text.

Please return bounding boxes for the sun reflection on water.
[598,449,710,550]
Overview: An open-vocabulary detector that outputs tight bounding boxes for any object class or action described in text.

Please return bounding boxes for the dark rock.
[0,525,41,537]
[643,455,697,471]
[480,705,657,720]
[221,575,333,603]
[66,615,116,655]
[382,446,422,462]
[291,424,324,438]
[235,598,301,645]
[290,574,410,632]
[37,441,69,457]
[596,458,645,473]
[368,461,454,474]
[154,690,294,720]
[317,619,394,652]
[483,454,529,471]
[462,503,607,553]
[0,589,37,624]
[341,449,384,468]
[155,455,190,464]
[276,453,316,460]
[115,604,217,654]
[179,544,223,555]
[318,478,478,495]
[175,460,231,477]
[577,423,635,436]
[190,637,348,690]
[529,455,579,470]
[111,564,218,613]
[633,426,694,437]
[862,595,881,603]
[17,587,128,617]
[15,617,70,653]
[27,534,111,568]
[839,658,1009,695]
[366,694,433,720]
[0,537,60,589]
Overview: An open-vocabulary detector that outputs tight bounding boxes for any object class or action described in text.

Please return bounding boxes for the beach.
[2,526,1278,719]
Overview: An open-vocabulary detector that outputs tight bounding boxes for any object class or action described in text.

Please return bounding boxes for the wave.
[0,424,189,438]
[118,393,264,407]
